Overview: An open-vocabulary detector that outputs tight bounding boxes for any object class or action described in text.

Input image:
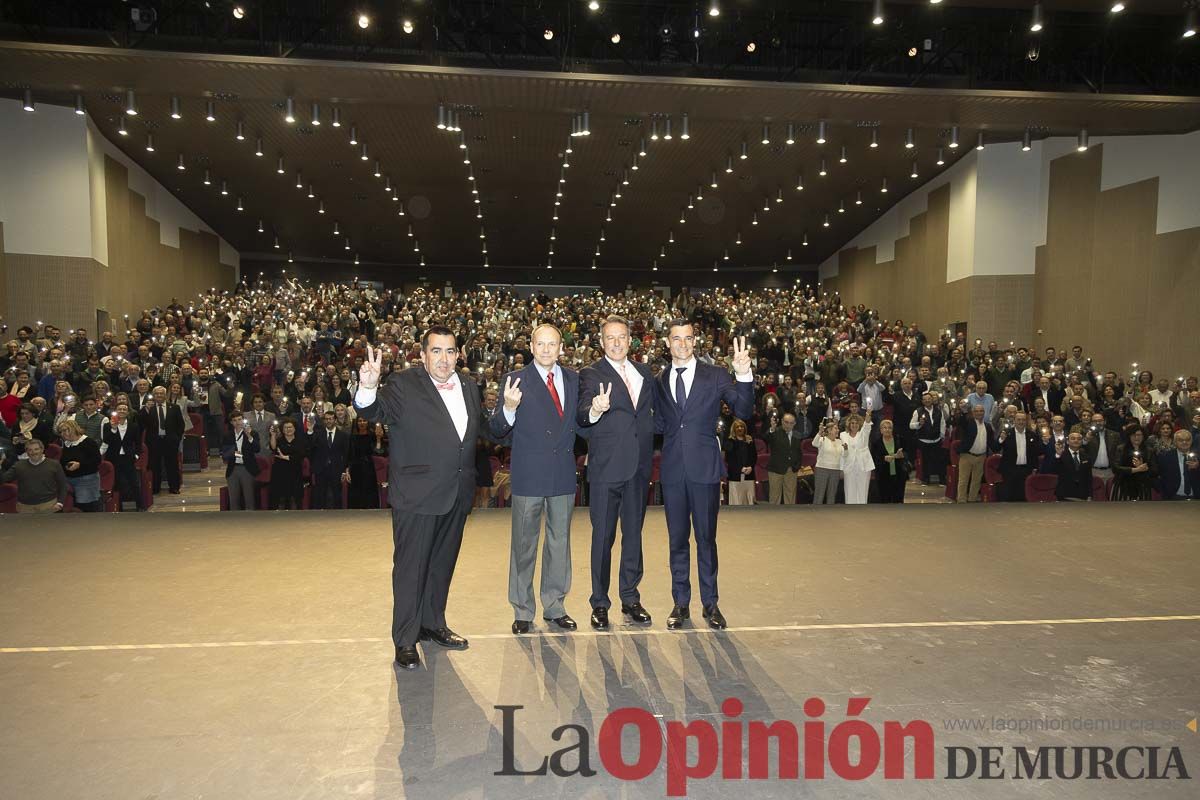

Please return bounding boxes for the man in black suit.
[891,376,921,469]
[996,411,1041,501]
[355,327,488,670]
[309,410,349,510]
[220,409,260,510]
[1041,430,1092,501]
[578,315,656,631]
[764,412,805,504]
[139,385,185,494]
[101,401,144,511]
[1156,429,1199,500]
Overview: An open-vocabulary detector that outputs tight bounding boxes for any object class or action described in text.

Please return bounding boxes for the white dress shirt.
[355,373,468,441]
[1094,433,1109,469]
[969,421,988,455]
[1014,428,1028,465]
[606,356,644,406]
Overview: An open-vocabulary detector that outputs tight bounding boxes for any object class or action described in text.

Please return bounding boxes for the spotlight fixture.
[360,143,369,161]
[235,120,245,141]
[872,0,885,26]
[311,102,321,126]
[333,222,341,236]
[125,89,138,116]
[331,107,341,128]
[357,13,371,29]
[233,5,245,19]
[787,249,793,261]
[276,156,285,174]
[118,117,128,136]
[736,232,742,245]
[680,112,690,140]
[589,1,600,12]
[669,231,675,243]
[776,187,784,203]
[1186,8,1198,38]
[740,140,749,159]
[318,200,325,214]
[752,213,759,226]
[664,116,673,140]
[746,41,757,53]
[274,236,280,249]
[402,18,414,34]
[257,219,264,233]
[22,89,34,112]
[220,181,229,196]
[237,197,245,212]
[1110,2,1125,12]
[855,190,863,205]
[838,200,845,214]
[638,138,647,157]
[169,96,181,119]
[869,129,879,148]
[880,177,889,193]
[354,253,361,265]
[709,1,720,16]
[544,27,554,40]
[74,93,85,115]
[687,195,694,209]
[650,118,659,141]
[145,134,155,153]
[761,123,770,145]
[819,158,828,177]
[823,213,831,228]
[910,160,919,179]
[839,145,848,164]
[350,126,359,145]
[581,111,591,136]
[205,99,216,122]
[1077,128,1089,152]
[786,122,796,145]
[904,128,915,149]
[724,249,730,260]
[611,32,621,44]
[1030,2,1044,33]
[936,147,946,165]
[976,132,985,151]
[203,169,212,185]
[710,171,719,188]
[949,126,960,149]
[1022,129,1032,151]
[803,232,810,247]
[284,97,295,124]
[176,154,186,171]
[725,155,734,173]
[373,160,382,178]
[816,120,827,144]
[295,172,303,189]
[796,173,805,191]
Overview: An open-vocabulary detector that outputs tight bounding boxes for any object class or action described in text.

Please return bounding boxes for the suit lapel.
[415,366,462,442]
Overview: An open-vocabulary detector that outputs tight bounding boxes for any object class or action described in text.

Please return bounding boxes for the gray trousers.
[509,494,574,621]
[227,464,256,510]
[812,467,842,505]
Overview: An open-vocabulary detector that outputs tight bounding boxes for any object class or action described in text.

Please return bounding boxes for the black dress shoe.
[666,605,690,630]
[590,607,609,630]
[702,605,727,630]
[512,620,531,635]
[621,603,652,625]
[419,627,469,649]
[394,646,420,669]
[544,615,577,631]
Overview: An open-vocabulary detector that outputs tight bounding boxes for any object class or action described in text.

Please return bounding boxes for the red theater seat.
[1025,474,1059,503]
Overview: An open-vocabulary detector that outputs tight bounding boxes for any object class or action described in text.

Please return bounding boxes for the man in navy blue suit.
[490,324,588,635]
[656,322,755,630]
[578,315,657,630]
[1156,429,1199,500]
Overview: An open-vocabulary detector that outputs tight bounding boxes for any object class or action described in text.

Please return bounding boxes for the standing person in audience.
[246,394,276,442]
[997,411,1040,502]
[1041,431,1093,501]
[910,392,947,485]
[101,401,144,511]
[0,438,66,513]
[267,419,307,510]
[0,378,20,427]
[724,418,758,506]
[57,419,103,511]
[955,404,997,503]
[1111,428,1154,502]
[346,416,380,509]
[310,410,350,509]
[764,412,805,505]
[73,394,105,441]
[221,409,260,510]
[870,418,907,503]
[840,413,874,504]
[140,386,185,496]
[1156,429,1199,501]
[813,419,844,505]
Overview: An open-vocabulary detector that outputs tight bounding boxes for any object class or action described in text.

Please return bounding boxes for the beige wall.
[1034,144,1200,378]
[820,184,1034,345]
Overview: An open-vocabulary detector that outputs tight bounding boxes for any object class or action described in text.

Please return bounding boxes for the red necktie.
[546,370,563,418]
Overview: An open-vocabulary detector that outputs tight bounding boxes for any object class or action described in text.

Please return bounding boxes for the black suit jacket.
[1044,447,1092,500]
[355,366,485,515]
[220,428,261,477]
[577,358,656,484]
[998,428,1042,474]
[1156,449,1199,499]
[102,420,142,465]
[310,427,350,478]
[764,428,805,474]
[138,403,185,444]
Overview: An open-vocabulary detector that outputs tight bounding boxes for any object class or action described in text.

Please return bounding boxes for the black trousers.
[875,471,907,503]
[587,473,649,610]
[918,441,946,483]
[111,458,144,510]
[147,434,181,493]
[1002,465,1033,501]
[391,492,469,648]
[311,475,343,509]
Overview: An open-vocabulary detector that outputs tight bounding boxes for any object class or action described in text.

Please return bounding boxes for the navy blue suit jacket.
[578,358,656,484]
[655,362,755,485]
[1156,449,1199,498]
[490,364,588,497]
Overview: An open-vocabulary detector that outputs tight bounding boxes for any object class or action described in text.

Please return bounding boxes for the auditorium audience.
[3,279,1196,510]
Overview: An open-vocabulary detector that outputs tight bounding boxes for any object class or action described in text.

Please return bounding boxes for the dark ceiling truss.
[0,0,1196,95]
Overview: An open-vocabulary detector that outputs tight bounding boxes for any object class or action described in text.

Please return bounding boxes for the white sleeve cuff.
[735,371,753,383]
[354,386,377,408]
[589,408,603,423]
[503,407,517,425]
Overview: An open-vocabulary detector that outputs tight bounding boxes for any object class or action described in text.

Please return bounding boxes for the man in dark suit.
[655,323,754,630]
[764,411,805,504]
[220,408,260,510]
[355,327,488,670]
[309,410,349,509]
[138,385,185,495]
[490,324,588,635]
[1156,430,1199,500]
[578,315,656,631]
[996,411,1042,501]
[1081,412,1120,484]
[1041,430,1092,501]
[891,376,921,469]
[101,401,144,511]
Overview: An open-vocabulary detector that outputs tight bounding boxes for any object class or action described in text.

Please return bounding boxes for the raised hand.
[503,375,523,412]
[730,336,752,376]
[591,382,612,415]
[359,343,383,390]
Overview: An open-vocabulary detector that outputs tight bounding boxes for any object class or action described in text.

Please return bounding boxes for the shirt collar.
[672,357,697,373]
[604,355,631,373]
[532,362,557,382]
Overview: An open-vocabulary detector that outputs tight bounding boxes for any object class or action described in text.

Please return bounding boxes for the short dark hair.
[229,409,243,421]
[421,325,457,350]
[666,318,693,335]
